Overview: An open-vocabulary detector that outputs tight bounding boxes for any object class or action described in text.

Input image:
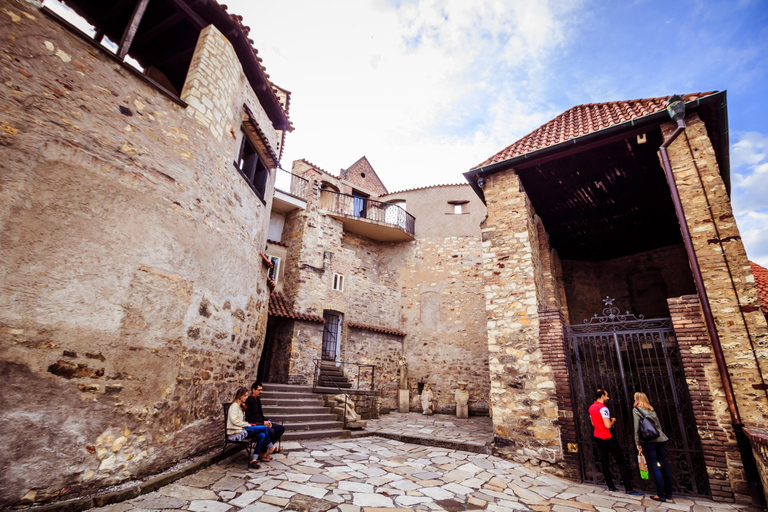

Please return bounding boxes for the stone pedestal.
[398,390,410,413]
[455,381,469,419]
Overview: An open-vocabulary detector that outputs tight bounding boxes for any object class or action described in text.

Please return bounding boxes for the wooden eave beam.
[164,0,207,28]
[133,11,184,46]
[117,0,151,60]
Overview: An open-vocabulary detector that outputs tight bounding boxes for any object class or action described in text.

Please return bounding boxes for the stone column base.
[398,390,410,413]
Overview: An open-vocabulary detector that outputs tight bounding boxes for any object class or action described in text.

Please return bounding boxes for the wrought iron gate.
[564,297,710,497]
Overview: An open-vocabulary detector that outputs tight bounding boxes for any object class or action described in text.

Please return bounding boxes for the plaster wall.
[0,5,277,507]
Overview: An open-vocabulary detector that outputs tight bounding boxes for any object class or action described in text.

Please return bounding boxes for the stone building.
[0,0,291,506]
[260,158,490,414]
[464,92,768,504]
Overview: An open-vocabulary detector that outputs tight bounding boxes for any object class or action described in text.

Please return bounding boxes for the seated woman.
[227,387,274,467]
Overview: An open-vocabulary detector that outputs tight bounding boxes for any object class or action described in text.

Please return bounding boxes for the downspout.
[659,120,766,507]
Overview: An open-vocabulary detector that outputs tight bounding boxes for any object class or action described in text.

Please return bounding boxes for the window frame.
[332,273,345,292]
[267,255,281,284]
[234,129,269,204]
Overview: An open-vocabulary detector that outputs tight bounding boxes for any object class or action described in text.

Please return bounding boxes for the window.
[448,200,468,214]
[332,273,345,292]
[267,256,280,284]
[236,130,269,202]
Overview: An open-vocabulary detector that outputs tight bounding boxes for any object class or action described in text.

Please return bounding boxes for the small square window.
[332,273,344,292]
[235,130,269,202]
[454,204,463,215]
[268,256,280,284]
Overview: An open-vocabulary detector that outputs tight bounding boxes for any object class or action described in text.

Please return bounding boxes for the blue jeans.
[642,441,673,498]
[244,425,272,457]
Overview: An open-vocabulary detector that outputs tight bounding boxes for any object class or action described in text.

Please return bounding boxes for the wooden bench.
[222,402,283,468]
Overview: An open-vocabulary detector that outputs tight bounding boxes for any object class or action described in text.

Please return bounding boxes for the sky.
[226,0,768,265]
[47,0,768,265]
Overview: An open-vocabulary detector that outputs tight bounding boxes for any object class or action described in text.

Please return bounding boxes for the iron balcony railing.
[319,189,415,237]
[274,167,309,201]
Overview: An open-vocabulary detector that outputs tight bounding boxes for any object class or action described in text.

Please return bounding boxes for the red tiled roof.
[472,92,716,169]
[268,292,324,323]
[267,239,288,247]
[347,322,405,337]
[382,183,468,196]
[750,261,768,314]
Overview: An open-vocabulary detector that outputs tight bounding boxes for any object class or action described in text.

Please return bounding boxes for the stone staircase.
[316,361,352,389]
[260,383,350,441]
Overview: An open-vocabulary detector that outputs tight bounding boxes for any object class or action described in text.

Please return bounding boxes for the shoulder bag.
[636,407,660,442]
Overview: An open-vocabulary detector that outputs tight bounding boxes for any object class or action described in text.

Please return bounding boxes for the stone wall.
[0,4,279,507]
[479,170,562,466]
[342,327,403,410]
[663,115,768,429]
[561,244,696,323]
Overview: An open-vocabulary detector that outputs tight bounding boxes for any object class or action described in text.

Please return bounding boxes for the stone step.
[282,429,350,441]
[261,398,326,407]
[272,413,339,422]
[317,379,352,389]
[260,390,318,400]
[283,421,343,431]
[263,405,331,415]
[261,383,315,393]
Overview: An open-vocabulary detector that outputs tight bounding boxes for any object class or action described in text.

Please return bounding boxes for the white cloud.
[731,131,768,265]
[229,0,580,188]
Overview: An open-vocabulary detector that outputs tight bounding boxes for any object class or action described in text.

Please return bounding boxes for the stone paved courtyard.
[361,413,494,453]
[92,436,756,512]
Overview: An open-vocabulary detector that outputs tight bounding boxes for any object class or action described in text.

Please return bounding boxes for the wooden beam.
[164,0,207,28]
[118,0,151,60]
[133,11,183,46]
[157,46,195,67]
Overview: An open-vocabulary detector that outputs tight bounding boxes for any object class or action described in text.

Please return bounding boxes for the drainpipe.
[659,96,765,506]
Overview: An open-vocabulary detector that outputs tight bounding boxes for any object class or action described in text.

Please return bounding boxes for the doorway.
[322,311,342,361]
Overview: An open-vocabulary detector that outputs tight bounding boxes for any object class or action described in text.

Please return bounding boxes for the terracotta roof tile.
[472,92,716,169]
[268,292,324,323]
[347,321,405,337]
[750,261,768,314]
[382,183,468,196]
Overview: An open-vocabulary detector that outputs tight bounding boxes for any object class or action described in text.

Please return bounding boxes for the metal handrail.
[319,189,415,237]
[313,359,376,391]
[312,359,351,430]
[274,167,309,201]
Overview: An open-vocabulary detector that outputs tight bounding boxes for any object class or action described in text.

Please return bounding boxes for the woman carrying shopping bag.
[633,392,673,502]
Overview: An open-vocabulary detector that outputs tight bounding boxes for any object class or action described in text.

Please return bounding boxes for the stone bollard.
[455,381,469,419]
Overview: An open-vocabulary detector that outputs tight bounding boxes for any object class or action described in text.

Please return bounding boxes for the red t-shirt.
[589,400,612,439]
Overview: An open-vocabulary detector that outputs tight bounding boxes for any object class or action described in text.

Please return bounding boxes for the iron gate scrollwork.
[564,297,710,497]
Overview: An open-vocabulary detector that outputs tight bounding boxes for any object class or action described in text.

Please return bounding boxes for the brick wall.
[668,295,737,502]
[538,309,580,479]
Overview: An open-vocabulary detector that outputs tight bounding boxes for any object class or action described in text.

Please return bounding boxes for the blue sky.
[228,1,768,264]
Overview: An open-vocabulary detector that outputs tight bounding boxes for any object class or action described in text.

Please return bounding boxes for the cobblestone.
[93,436,757,512]
[361,413,493,453]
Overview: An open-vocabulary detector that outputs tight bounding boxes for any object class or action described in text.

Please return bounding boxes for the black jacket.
[244,395,265,424]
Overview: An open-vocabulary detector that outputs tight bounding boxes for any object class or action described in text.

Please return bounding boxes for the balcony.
[272,168,309,213]
[319,190,415,242]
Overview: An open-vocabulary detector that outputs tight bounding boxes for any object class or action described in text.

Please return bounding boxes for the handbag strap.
[635,406,649,418]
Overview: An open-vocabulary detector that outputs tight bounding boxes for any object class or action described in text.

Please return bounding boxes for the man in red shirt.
[589,388,642,495]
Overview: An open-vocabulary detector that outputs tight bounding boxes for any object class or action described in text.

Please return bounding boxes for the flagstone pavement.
[93,436,757,512]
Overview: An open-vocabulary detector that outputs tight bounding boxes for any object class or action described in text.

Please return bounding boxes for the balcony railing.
[319,189,415,237]
[274,167,309,201]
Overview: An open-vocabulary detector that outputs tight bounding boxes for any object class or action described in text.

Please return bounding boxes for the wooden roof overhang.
[57,0,292,131]
[464,92,730,261]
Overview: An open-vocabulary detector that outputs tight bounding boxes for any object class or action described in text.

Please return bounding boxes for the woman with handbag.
[633,392,673,502]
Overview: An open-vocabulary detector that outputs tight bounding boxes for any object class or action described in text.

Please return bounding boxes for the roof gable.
[473,92,716,169]
[341,156,388,196]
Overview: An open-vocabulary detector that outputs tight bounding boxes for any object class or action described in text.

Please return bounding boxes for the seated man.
[244,381,285,461]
